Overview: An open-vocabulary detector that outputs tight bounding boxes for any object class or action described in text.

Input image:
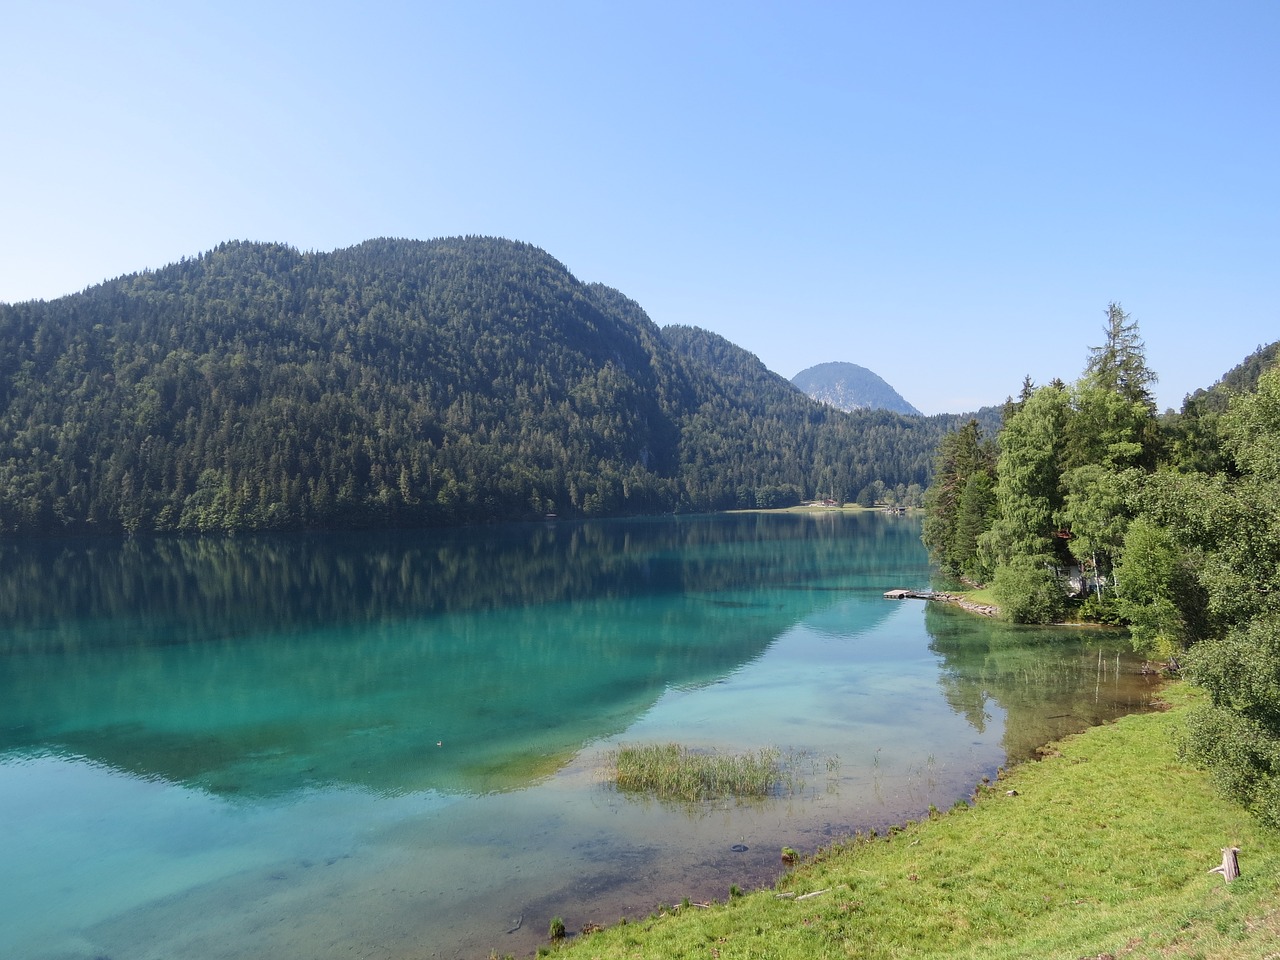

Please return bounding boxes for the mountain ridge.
[0,237,1018,533]
[792,361,922,415]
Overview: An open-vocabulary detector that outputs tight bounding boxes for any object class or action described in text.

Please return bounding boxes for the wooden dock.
[883,588,935,600]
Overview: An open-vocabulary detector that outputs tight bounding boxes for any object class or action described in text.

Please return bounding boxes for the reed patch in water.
[607,743,783,802]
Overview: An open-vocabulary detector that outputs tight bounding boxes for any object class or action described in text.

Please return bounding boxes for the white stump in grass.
[1208,846,1241,883]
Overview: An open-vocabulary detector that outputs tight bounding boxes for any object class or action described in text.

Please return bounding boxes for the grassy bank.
[540,684,1279,959]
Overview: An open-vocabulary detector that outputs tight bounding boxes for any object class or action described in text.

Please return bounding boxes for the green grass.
[609,743,784,803]
[958,585,999,608]
[556,684,1280,959]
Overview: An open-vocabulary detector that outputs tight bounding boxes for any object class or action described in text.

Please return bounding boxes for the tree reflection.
[924,602,1160,761]
[0,513,917,797]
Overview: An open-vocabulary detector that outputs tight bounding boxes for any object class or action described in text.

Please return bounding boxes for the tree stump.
[1208,846,1240,883]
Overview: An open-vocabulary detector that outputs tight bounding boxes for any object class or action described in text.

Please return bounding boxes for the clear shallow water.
[0,512,1158,960]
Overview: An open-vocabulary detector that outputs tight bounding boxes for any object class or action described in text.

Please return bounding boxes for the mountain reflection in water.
[0,513,912,796]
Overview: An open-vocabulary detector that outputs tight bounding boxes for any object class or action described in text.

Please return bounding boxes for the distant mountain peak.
[792,361,921,416]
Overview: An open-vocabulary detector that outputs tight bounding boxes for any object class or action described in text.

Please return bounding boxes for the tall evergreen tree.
[1083,302,1158,409]
[921,419,994,577]
[978,384,1071,570]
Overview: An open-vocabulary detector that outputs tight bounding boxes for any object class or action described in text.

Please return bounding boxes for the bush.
[1077,592,1124,624]
[1181,618,1280,825]
[991,556,1067,624]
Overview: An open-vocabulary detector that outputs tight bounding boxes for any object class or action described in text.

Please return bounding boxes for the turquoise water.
[0,512,1157,959]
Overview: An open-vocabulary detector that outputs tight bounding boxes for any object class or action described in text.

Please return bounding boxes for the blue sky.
[3,2,1276,415]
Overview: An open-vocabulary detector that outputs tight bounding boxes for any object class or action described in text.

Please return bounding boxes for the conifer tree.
[1083,302,1158,408]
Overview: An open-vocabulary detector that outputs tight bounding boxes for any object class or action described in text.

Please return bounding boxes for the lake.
[0,511,1159,959]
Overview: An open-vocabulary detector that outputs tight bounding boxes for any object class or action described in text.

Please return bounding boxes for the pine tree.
[1083,303,1158,408]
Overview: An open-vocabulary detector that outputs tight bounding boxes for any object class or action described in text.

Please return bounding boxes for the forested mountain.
[1163,340,1280,474]
[792,361,921,415]
[663,326,1004,508]
[1182,341,1280,413]
[0,237,997,535]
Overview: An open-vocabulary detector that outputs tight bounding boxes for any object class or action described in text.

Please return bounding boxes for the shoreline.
[883,589,1001,617]
[547,681,1280,959]
[925,590,1000,617]
[478,658,1164,959]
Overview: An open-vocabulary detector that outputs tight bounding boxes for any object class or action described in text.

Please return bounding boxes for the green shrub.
[992,556,1066,624]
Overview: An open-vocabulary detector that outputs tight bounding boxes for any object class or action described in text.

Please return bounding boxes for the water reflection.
[0,513,914,797]
[924,602,1158,760]
[0,513,1166,960]
[0,512,917,642]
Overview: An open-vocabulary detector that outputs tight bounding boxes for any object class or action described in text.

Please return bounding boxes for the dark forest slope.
[0,237,999,533]
[1165,338,1280,473]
